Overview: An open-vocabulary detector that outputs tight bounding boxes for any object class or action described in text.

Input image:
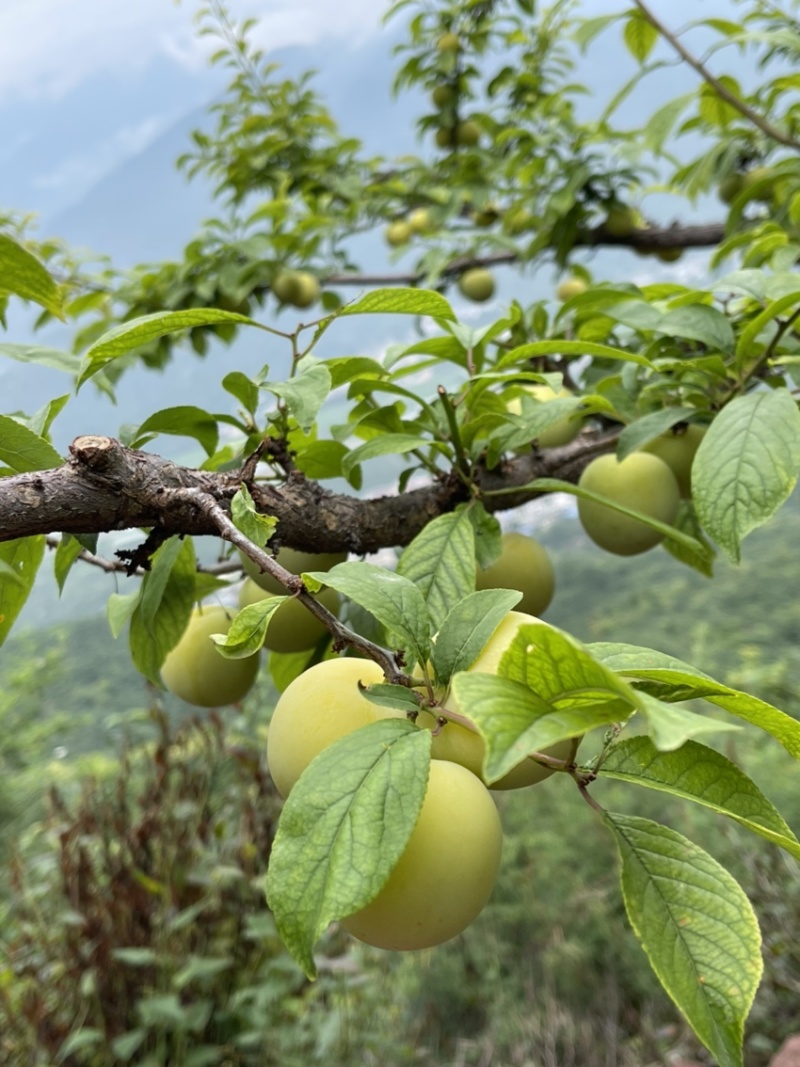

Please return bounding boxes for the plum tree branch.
[322,222,727,287]
[175,486,413,683]
[0,431,616,552]
[633,0,800,151]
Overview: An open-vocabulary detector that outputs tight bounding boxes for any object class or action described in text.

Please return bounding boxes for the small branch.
[437,385,472,482]
[178,487,413,684]
[634,0,800,150]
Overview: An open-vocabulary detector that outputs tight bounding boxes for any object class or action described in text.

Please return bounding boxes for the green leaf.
[139,536,184,630]
[396,508,477,631]
[465,504,502,570]
[498,622,638,708]
[131,406,219,457]
[601,737,800,860]
[107,590,141,639]
[53,535,84,594]
[693,389,800,562]
[307,562,432,669]
[230,485,277,548]
[293,439,348,480]
[211,596,286,658]
[607,813,762,1067]
[623,11,658,62]
[661,500,716,578]
[56,1028,104,1059]
[0,414,62,472]
[222,370,259,415]
[589,642,800,761]
[267,358,332,433]
[0,233,64,318]
[735,290,800,370]
[266,718,431,977]
[0,536,45,646]
[498,339,652,369]
[342,433,441,480]
[659,305,735,353]
[339,287,455,320]
[360,683,421,714]
[77,308,256,387]
[449,671,626,784]
[110,1030,146,1061]
[269,646,318,693]
[432,589,521,689]
[0,343,80,374]
[522,478,705,556]
[130,537,196,684]
[112,947,158,966]
[637,690,741,750]
[617,408,698,460]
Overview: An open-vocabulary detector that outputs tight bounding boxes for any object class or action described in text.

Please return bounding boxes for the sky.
[0,0,384,104]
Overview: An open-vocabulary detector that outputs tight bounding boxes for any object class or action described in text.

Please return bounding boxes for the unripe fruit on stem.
[161,605,260,708]
[436,31,460,52]
[472,205,499,227]
[458,268,495,302]
[577,452,680,556]
[267,657,402,797]
[271,271,320,309]
[240,546,347,595]
[435,126,455,149]
[656,247,683,263]
[506,383,581,449]
[419,611,579,790]
[742,166,774,201]
[238,578,341,654]
[641,424,706,498]
[456,120,480,146]
[407,208,434,235]
[475,532,555,617]
[604,204,644,238]
[385,220,412,247]
[718,172,745,204]
[341,759,502,950]
[431,84,456,108]
[556,277,587,301]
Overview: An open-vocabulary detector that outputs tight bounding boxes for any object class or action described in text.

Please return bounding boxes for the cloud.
[0,0,385,103]
[33,116,171,193]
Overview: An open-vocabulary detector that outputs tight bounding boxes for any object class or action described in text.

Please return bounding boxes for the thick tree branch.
[0,431,616,552]
[633,0,800,151]
[323,223,727,286]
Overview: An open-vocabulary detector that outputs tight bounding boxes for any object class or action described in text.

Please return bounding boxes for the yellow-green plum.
[458,268,495,302]
[161,605,260,708]
[456,120,480,146]
[266,657,401,797]
[271,271,320,309]
[238,578,342,654]
[240,545,347,595]
[475,532,555,617]
[407,208,434,235]
[506,383,582,449]
[341,759,502,950]
[419,611,579,790]
[436,31,460,52]
[719,172,745,204]
[431,84,456,108]
[604,204,644,237]
[577,452,680,556]
[385,220,412,247]
[556,277,587,301]
[642,424,706,498]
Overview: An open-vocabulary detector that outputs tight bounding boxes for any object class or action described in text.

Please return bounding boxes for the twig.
[174,487,413,685]
[633,0,800,150]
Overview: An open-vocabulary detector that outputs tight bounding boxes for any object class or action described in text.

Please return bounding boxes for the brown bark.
[0,430,616,554]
